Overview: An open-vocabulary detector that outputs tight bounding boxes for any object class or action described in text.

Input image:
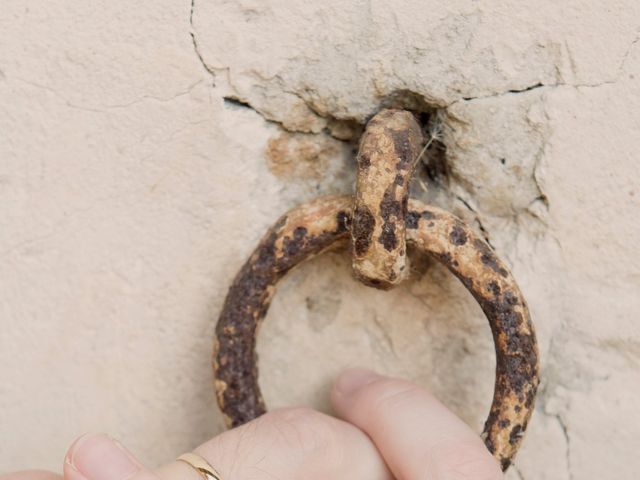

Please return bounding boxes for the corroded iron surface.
[214,195,539,471]
[214,196,351,427]
[351,109,424,289]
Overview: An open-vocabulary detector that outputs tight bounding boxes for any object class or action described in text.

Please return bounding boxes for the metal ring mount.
[213,110,539,471]
[351,109,424,289]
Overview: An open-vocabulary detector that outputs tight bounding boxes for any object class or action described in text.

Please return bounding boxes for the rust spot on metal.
[488,281,501,296]
[481,253,509,277]
[449,223,468,245]
[352,205,375,256]
[379,224,398,251]
[406,211,421,229]
[378,185,403,252]
[474,238,509,277]
[336,210,351,232]
[283,226,308,256]
[421,210,435,220]
[392,128,416,171]
[509,425,523,445]
[379,186,403,218]
[358,152,371,169]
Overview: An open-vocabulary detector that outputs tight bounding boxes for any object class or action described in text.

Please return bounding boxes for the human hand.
[59,368,502,480]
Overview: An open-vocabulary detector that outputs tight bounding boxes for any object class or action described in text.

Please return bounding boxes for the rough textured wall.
[1,1,639,479]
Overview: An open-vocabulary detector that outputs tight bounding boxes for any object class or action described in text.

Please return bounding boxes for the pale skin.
[2,368,503,480]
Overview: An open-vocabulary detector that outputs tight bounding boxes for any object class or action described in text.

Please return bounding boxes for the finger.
[331,368,503,480]
[0,471,61,480]
[62,433,201,480]
[64,408,393,480]
[188,407,392,480]
[63,434,158,480]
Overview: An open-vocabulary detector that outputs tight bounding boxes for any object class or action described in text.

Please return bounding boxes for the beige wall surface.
[1,1,639,479]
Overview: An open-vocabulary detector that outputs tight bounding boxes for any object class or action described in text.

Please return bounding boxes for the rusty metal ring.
[214,195,539,471]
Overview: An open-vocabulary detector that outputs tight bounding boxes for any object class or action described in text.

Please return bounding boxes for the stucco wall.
[1,1,639,479]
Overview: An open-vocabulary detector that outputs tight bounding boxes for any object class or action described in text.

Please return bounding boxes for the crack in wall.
[454,195,495,247]
[459,83,545,103]
[189,0,217,82]
[450,82,562,106]
[372,314,399,359]
[451,33,639,107]
[555,414,574,480]
[223,95,361,147]
[105,80,204,109]
[13,77,202,113]
[618,33,640,77]
[223,96,291,130]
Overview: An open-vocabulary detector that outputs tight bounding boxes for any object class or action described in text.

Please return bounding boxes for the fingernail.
[66,433,139,480]
[335,367,381,395]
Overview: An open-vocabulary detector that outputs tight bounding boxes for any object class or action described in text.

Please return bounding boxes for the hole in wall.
[371,89,451,203]
[291,89,452,194]
[257,88,453,208]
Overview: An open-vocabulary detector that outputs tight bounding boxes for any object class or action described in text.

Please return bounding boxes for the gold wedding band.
[177,452,222,480]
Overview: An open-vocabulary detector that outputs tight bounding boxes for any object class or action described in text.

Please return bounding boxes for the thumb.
[63,434,158,480]
[331,368,503,480]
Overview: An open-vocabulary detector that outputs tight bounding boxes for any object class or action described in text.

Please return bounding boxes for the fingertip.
[331,367,378,416]
[332,368,416,420]
[64,433,91,465]
[63,434,140,480]
[63,457,85,480]
[333,367,382,396]
[331,371,499,480]
[64,433,93,480]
